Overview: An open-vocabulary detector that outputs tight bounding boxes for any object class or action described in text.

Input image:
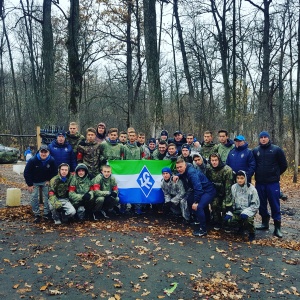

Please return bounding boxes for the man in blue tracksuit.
[48,130,77,172]
[226,135,256,183]
[175,158,216,237]
[252,131,287,238]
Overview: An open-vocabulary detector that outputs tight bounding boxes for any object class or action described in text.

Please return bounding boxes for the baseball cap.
[234,135,245,141]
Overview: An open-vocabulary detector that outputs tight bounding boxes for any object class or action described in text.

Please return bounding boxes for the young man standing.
[124,130,144,160]
[66,122,85,154]
[48,130,77,172]
[178,143,193,163]
[153,140,168,160]
[186,133,201,154]
[24,144,57,223]
[252,131,287,238]
[206,153,233,230]
[48,163,76,224]
[144,138,157,159]
[200,131,218,161]
[118,131,128,145]
[164,143,179,162]
[168,130,187,154]
[226,135,256,183]
[77,128,102,179]
[99,128,125,168]
[217,130,234,163]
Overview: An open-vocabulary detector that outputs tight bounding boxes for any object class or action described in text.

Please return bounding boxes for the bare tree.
[67,0,82,120]
[143,0,163,135]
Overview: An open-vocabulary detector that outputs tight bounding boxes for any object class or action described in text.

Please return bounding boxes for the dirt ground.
[0,163,300,299]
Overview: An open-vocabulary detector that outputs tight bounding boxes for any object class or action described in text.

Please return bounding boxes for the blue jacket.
[252,141,287,183]
[226,143,256,182]
[48,140,77,172]
[179,163,215,203]
[24,153,57,186]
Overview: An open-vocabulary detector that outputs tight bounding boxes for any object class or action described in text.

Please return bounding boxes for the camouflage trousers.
[211,196,225,224]
[227,213,255,234]
[94,196,119,212]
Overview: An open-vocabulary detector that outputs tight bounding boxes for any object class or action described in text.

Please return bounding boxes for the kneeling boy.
[69,163,94,221]
[49,163,76,224]
[92,165,119,219]
[161,167,189,221]
[224,170,260,241]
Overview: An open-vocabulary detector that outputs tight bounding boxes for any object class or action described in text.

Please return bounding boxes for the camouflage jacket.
[124,142,144,160]
[77,140,101,178]
[152,149,167,160]
[161,177,186,204]
[206,164,233,207]
[66,132,85,153]
[49,174,72,209]
[217,141,235,163]
[144,146,156,160]
[99,140,125,164]
[92,174,118,198]
[69,174,93,206]
[200,142,218,161]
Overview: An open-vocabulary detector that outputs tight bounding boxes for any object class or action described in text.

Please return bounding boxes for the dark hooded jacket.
[252,141,287,183]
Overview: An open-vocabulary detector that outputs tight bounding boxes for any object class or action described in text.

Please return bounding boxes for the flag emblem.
[137,165,155,197]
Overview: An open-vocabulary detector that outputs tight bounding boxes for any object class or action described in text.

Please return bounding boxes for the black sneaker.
[248,233,255,242]
[280,193,288,201]
[33,215,41,223]
[43,213,52,221]
[213,223,222,230]
[193,228,207,237]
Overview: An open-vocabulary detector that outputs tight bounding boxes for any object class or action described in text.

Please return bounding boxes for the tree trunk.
[210,0,231,131]
[2,13,23,134]
[143,0,163,135]
[126,0,133,128]
[42,0,54,118]
[67,0,82,121]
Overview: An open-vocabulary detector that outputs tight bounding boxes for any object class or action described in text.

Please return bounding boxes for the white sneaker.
[54,219,61,225]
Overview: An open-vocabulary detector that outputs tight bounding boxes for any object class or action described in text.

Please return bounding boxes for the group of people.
[23,122,288,242]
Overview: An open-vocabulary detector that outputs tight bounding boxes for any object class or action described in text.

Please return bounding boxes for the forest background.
[0,0,300,179]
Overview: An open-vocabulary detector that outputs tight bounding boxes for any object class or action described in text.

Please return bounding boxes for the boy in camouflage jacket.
[99,128,125,168]
[92,165,119,219]
[69,163,94,221]
[48,163,76,225]
[77,127,102,178]
[206,153,233,230]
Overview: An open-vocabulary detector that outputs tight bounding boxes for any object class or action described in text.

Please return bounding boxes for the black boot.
[273,220,283,238]
[256,216,270,230]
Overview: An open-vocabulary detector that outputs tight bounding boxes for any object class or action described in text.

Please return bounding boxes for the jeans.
[30,182,50,216]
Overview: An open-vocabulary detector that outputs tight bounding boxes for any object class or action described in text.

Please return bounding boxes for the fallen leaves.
[192,272,243,299]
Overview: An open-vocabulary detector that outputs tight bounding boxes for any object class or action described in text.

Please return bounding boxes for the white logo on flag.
[137,166,155,197]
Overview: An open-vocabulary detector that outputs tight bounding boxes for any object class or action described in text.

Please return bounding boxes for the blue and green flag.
[109,160,173,204]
